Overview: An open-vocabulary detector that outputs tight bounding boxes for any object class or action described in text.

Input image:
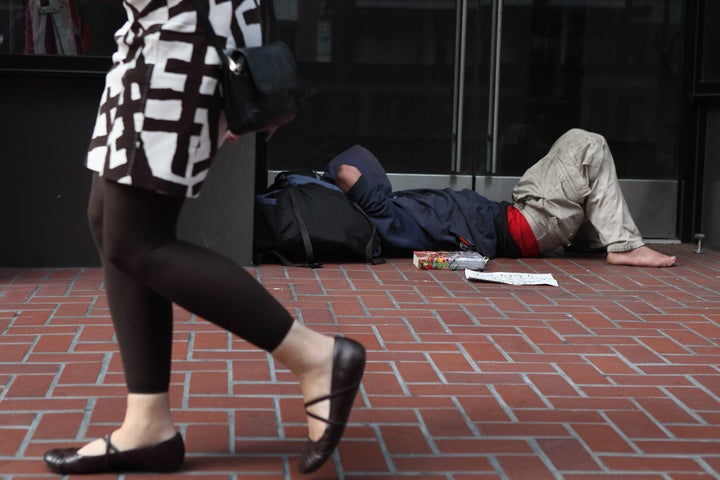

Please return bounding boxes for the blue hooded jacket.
[325,145,502,257]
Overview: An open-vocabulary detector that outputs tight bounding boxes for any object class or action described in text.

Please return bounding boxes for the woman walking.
[43,0,366,475]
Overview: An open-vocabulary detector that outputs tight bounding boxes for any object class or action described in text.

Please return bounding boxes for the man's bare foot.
[606,246,676,267]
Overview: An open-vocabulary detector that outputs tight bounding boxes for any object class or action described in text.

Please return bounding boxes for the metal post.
[452,0,468,172]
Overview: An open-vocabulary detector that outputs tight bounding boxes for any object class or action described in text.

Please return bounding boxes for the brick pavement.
[1,243,720,479]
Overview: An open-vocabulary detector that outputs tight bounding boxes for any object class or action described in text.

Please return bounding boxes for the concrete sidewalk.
[1,243,720,479]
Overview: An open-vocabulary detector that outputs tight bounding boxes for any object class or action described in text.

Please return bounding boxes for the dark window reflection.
[496,1,683,179]
[269,1,459,173]
[269,0,682,182]
[0,0,124,56]
[701,0,720,83]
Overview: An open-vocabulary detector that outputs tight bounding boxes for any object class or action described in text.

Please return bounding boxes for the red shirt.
[507,206,539,257]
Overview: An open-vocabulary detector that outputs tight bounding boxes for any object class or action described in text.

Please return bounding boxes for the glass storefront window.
[701,0,720,84]
[2,0,684,183]
[494,0,684,179]
[270,0,684,182]
[1,0,125,56]
[269,0,463,173]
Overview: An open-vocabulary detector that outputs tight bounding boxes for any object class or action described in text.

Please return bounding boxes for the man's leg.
[577,132,676,267]
[511,129,593,254]
[513,129,675,267]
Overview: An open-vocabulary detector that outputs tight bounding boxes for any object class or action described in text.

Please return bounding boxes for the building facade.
[0,0,717,266]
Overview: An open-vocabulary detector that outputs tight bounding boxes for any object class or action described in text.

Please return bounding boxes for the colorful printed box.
[413,251,488,271]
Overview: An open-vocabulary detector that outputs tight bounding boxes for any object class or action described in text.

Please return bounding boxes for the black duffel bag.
[253,172,381,267]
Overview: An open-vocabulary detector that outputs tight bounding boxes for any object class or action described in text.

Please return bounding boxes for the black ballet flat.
[43,432,185,474]
[298,336,366,474]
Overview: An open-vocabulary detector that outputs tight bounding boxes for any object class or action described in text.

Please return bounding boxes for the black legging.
[87,175,294,394]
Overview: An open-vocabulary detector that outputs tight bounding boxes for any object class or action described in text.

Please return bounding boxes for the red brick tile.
[396,360,442,383]
[76,325,115,342]
[666,386,720,411]
[611,374,692,387]
[413,317,459,334]
[374,324,416,342]
[379,425,433,454]
[0,459,54,475]
[479,422,569,437]
[493,384,547,409]
[494,455,556,479]
[464,341,510,362]
[51,384,128,398]
[32,334,75,353]
[490,334,536,354]
[586,355,636,375]
[392,454,493,473]
[521,325,567,345]
[571,423,635,453]
[0,344,31,362]
[516,409,605,424]
[13,310,53,326]
[409,382,495,398]
[57,362,103,385]
[563,475,663,479]
[5,374,55,398]
[640,336,697,355]
[605,410,669,439]
[559,363,612,386]
[434,307,478,326]
[34,411,85,439]
[185,424,231,453]
[336,439,388,472]
[235,409,279,438]
[602,455,704,473]
[689,374,720,398]
[0,428,28,456]
[437,438,534,455]
[636,440,720,458]
[429,351,476,373]
[527,372,581,397]
[550,396,636,411]
[475,361,555,374]
[537,437,601,471]
[582,385,666,399]
[420,408,476,437]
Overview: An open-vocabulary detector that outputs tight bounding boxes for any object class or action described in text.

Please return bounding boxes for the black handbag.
[191,0,299,135]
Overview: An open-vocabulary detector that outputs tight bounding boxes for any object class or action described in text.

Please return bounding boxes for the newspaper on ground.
[464,269,558,287]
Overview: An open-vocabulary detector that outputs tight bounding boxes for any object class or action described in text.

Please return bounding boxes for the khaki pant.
[512,129,645,255]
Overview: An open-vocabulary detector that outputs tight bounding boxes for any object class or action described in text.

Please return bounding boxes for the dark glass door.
[266,0,685,239]
[491,0,684,180]
[267,0,473,175]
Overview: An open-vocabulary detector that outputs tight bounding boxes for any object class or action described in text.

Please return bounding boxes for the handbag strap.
[190,0,280,67]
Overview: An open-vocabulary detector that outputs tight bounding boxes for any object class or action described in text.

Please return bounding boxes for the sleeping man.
[323,129,676,268]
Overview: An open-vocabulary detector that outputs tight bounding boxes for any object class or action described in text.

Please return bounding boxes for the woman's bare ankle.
[77,393,176,456]
[271,322,335,441]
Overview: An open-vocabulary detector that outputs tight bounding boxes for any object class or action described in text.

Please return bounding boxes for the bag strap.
[262,250,320,269]
[190,0,279,68]
[285,186,320,268]
[348,200,379,263]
